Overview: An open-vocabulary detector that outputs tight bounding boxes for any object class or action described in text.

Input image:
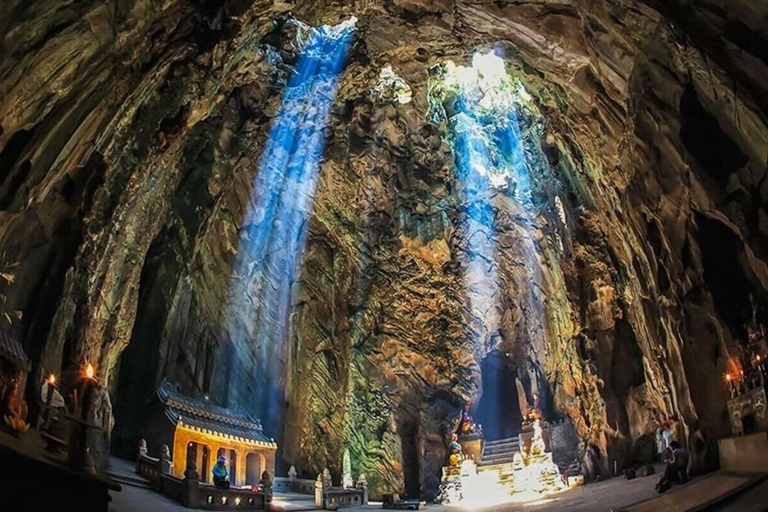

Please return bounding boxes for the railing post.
[315,473,324,508]
[136,438,147,473]
[182,461,200,507]
[160,444,172,475]
[260,470,273,507]
[356,474,368,504]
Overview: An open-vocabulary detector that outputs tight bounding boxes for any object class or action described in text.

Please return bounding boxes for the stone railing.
[314,468,368,510]
[274,476,315,494]
[136,439,271,510]
[136,454,162,488]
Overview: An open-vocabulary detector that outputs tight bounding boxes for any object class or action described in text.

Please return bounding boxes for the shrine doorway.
[187,442,212,482]
[246,453,266,486]
[475,350,521,440]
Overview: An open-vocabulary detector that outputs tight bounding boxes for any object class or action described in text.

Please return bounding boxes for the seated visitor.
[213,455,230,489]
[656,441,688,493]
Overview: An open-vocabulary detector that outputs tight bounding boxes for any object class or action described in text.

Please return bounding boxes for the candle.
[69,362,98,475]
[81,363,97,422]
[725,373,735,398]
[45,374,56,406]
[85,363,95,380]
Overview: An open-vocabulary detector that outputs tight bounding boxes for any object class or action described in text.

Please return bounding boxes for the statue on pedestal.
[449,433,462,467]
[529,419,546,456]
[459,406,480,435]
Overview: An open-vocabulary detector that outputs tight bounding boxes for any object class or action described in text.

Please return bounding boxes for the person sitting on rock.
[213,455,230,489]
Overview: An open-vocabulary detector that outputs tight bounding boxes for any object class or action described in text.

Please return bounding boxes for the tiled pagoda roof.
[0,327,30,372]
[157,380,276,447]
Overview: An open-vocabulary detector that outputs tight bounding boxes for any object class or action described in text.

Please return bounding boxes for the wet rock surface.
[1,0,768,500]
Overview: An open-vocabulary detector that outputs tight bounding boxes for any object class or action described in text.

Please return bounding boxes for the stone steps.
[481,453,518,465]
[484,437,519,448]
[480,436,520,467]
[105,470,154,490]
[483,444,519,455]
[105,457,154,490]
[477,461,516,474]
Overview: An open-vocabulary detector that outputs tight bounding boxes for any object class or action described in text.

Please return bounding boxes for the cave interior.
[1,0,768,509]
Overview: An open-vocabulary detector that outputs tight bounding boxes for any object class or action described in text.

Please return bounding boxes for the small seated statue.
[213,455,230,489]
[449,433,462,467]
[522,393,543,427]
[459,405,482,436]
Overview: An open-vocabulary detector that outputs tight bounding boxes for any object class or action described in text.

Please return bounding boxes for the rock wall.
[1,0,767,499]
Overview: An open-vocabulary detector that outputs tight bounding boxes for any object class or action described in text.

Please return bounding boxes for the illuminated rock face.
[1,0,768,500]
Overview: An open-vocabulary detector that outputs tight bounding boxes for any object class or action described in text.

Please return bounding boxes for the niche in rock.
[0,128,35,210]
[475,350,522,441]
[696,214,757,338]
[680,85,747,184]
[396,412,422,498]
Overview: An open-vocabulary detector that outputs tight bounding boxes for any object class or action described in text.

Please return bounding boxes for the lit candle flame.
[48,374,56,385]
[725,373,732,382]
[85,363,95,380]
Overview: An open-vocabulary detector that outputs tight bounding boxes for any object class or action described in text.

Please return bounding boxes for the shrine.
[436,392,579,507]
[144,380,277,487]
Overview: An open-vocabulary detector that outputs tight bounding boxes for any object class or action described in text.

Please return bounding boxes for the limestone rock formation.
[1,0,767,500]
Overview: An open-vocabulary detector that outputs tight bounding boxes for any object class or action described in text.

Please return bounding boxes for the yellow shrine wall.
[171,422,277,486]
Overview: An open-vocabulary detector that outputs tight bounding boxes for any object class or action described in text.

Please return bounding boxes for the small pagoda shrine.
[436,394,575,507]
[144,380,277,487]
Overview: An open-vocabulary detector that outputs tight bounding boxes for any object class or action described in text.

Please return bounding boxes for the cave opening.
[680,85,747,184]
[475,350,522,440]
[396,415,422,498]
[696,214,757,339]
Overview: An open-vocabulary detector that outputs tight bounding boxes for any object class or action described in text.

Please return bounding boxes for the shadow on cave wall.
[111,122,221,459]
[111,226,185,458]
[581,319,645,470]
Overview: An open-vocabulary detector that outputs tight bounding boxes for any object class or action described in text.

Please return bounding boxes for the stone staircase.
[479,436,520,466]
[106,456,154,489]
[477,436,520,490]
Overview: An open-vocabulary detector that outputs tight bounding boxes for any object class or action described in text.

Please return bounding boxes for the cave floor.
[107,466,761,512]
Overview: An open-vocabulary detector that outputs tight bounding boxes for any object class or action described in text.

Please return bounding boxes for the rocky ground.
[1,0,768,500]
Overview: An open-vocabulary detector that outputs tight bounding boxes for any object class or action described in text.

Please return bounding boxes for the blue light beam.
[225,18,356,431]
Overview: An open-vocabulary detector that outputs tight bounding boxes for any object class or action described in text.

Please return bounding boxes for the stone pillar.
[172,432,188,479]
[195,444,204,480]
[265,450,277,479]
[235,449,247,487]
